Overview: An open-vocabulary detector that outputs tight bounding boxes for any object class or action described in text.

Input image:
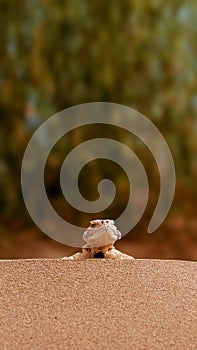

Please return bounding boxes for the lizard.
[62,219,134,260]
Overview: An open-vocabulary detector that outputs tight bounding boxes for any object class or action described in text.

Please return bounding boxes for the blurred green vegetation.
[0,0,196,233]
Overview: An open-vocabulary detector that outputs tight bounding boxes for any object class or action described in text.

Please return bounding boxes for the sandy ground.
[0,259,196,350]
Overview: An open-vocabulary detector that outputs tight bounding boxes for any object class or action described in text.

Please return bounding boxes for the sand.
[0,259,196,350]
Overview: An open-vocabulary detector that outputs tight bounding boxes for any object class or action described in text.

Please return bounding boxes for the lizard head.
[83,219,121,248]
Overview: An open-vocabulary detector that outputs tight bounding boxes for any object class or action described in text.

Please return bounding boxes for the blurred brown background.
[0,0,196,260]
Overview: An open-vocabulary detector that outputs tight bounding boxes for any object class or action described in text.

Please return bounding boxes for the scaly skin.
[62,219,134,260]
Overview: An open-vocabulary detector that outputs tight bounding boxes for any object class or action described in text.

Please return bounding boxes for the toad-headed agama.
[62,219,134,260]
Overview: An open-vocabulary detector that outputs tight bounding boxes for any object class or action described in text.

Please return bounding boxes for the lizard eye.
[91,223,96,228]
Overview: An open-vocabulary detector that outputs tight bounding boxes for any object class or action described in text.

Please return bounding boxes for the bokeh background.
[0,0,196,260]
